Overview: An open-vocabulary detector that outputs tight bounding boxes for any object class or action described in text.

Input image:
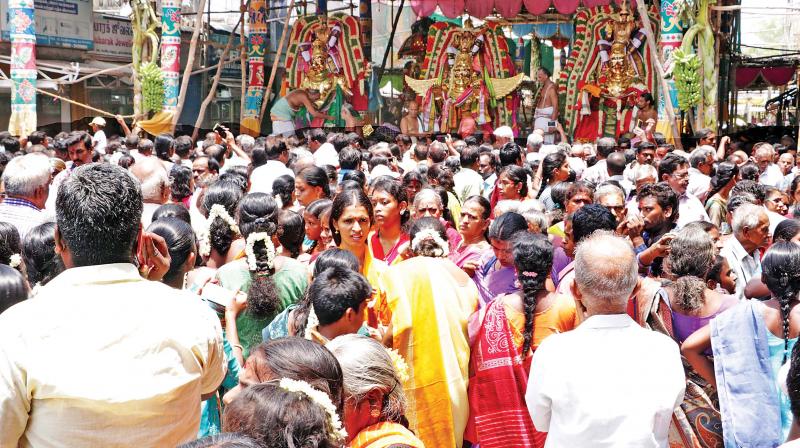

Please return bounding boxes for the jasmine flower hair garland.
[278,377,348,441]
[245,232,276,271]
[199,204,240,257]
[411,228,449,257]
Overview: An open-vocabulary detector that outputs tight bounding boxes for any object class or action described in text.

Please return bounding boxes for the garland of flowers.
[279,377,348,441]
[304,304,320,341]
[8,254,21,269]
[386,348,410,383]
[244,232,276,271]
[198,204,240,257]
[411,229,449,257]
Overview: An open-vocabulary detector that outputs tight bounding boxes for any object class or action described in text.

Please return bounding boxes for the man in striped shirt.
[0,153,50,238]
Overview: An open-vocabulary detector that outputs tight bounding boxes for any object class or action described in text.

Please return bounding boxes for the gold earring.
[370,406,381,418]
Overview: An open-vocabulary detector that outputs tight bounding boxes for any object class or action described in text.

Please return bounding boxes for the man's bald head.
[130,157,169,204]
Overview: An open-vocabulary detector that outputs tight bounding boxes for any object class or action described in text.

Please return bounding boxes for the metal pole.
[378,0,405,76]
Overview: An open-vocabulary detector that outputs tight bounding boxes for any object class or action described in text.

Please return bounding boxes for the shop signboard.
[1,0,94,50]
[92,14,133,60]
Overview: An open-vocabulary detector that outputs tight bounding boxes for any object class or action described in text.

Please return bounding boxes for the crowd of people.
[0,119,800,448]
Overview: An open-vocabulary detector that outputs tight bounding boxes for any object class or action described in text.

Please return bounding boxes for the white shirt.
[482,172,497,200]
[219,155,249,174]
[526,313,685,448]
[687,167,711,202]
[568,157,587,178]
[760,163,785,188]
[609,174,634,199]
[581,159,609,185]
[93,130,107,154]
[141,201,163,229]
[250,160,295,194]
[721,235,762,299]
[313,142,339,168]
[453,167,484,203]
[676,192,711,228]
[0,263,225,448]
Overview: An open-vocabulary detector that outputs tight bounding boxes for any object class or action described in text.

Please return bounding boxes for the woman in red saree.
[466,232,577,448]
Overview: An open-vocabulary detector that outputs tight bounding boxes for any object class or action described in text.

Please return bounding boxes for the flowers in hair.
[199,204,240,257]
[387,348,410,383]
[304,304,320,341]
[8,254,21,269]
[411,228,449,257]
[278,377,348,441]
[245,232,276,271]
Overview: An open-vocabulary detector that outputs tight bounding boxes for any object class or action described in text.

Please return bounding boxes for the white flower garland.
[8,254,21,269]
[304,304,320,341]
[199,204,240,257]
[245,232,276,271]
[410,228,449,257]
[278,377,348,441]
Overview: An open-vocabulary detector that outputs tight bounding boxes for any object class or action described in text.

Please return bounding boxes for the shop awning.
[411,0,634,18]
[736,66,797,89]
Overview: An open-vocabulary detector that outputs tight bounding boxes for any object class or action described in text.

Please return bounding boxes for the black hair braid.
[512,233,553,356]
[780,277,798,364]
[519,270,547,356]
[246,237,280,319]
[209,217,236,256]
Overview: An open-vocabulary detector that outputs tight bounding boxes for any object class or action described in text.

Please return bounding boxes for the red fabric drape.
[736,66,796,89]
[439,0,466,17]
[495,0,523,18]
[411,0,437,17]
[523,0,550,15]
[553,0,580,14]
[465,0,494,19]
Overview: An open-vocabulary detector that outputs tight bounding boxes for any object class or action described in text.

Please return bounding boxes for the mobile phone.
[201,283,234,315]
[213,123,226,135]
[547,120,556,128]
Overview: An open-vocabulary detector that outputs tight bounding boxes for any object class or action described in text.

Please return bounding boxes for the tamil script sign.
[1,0,94,49]
[92,14,132,60]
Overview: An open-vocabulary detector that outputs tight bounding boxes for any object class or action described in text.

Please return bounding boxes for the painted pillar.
[8,0,37,137]
[161,0,181,111]
[658,0,682,120]
[241,0,268,136]
[360,0,372,63]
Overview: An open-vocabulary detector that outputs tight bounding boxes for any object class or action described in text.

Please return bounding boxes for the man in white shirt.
[606,152,635,198]
[721,203,770,299]
[89,116,107,154]
[130,157,170,228]
[453,145,483,202]
[526,232,685,447]
[0,163,225,447]
[525,131,544,163]
[250,140,294,194]
[478,151,498,200]
[755,143,785,188]
[659,152,710,228]
[687,145,715,201]
[581,137,617,185]
[0,153,50,238]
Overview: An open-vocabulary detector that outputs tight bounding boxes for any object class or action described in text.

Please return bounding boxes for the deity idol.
[299,23,353,108]
[405,22,523,134]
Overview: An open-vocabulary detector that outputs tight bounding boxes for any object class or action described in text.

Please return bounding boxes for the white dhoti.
[271,120,296,137]
[534,106,556,144]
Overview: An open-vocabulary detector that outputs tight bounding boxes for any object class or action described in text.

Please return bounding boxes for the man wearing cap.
[89,117,107,154]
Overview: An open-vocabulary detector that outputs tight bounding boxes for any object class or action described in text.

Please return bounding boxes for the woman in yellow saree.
[375,217,479,448]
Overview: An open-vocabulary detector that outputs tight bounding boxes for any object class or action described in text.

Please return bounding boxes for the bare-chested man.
[269,88,333,137]
[635,92,658,126]
[534,68,559,144]
[400,100,429,139]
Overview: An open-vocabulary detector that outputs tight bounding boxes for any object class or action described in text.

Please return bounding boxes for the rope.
[35,87,136,119]
[1,72,136,119]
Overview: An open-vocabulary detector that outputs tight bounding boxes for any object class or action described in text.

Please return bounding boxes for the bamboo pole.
[192,13,245,141]
[258,0,296,122]
[635,0,683,149]
[171,0,209,133]
[239,1,247,126]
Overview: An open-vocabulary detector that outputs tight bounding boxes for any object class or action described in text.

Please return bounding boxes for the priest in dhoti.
[533,68,559,144]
